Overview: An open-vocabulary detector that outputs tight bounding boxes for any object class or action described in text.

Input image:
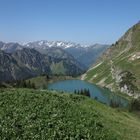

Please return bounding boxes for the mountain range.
[25,41,109,69]
[0,41,108,82]
[0,48,82,82]
[83,21,140,96]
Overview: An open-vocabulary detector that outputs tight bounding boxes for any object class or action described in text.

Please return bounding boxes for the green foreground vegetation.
[0,88,140,140]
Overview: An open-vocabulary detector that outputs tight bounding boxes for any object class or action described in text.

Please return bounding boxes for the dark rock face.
[12,48,51,75]
[0,47,83,82]
[0,50,34,82]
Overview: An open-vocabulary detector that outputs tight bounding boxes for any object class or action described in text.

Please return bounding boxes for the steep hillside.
[46,47,84,75]
[0,47,83,82]
[12,48,51,75]
[0,50,34,82]
[0,88,140,140]
[83,21,140,96]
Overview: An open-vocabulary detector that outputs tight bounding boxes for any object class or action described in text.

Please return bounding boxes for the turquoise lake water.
[47,80,128,107]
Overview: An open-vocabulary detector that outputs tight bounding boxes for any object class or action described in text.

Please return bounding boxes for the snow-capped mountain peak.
[24,40,84,49]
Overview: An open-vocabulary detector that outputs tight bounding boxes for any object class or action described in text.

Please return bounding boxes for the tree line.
[15,80,36,89]
[74,89,90,97]
[129,97,140,111]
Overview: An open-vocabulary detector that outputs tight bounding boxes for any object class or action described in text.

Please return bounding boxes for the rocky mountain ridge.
[0,47,83,82]
[0,40,109,82]
[0,40,109,70]
[83,21,140,97]
[25,41,109,68]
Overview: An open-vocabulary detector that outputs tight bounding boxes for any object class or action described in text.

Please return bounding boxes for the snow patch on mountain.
[24,40,87,49]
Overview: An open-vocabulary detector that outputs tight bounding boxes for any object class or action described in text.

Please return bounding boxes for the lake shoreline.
[48,79,129,107]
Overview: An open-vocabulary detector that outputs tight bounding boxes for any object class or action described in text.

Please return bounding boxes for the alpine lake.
[47,79,128,107]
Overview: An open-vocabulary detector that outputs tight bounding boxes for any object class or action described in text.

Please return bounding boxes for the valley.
[1,0,140,139]
[0,19,140,140]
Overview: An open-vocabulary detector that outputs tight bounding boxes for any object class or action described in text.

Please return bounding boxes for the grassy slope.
[0,88,140,140]
[84,22,140,93]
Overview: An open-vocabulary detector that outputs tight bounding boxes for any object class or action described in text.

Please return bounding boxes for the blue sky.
[0,0,140,44]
